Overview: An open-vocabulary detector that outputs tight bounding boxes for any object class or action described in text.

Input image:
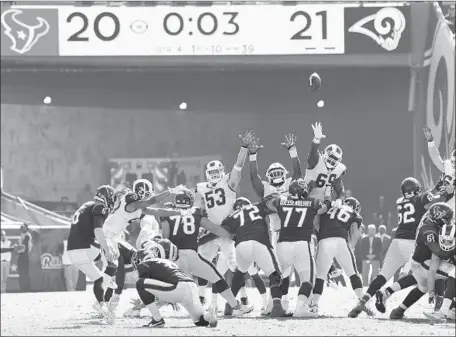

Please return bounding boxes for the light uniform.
[104,193,143,261]
[196,175,237,273]
[136,215,160,250]
[304,155,346,201]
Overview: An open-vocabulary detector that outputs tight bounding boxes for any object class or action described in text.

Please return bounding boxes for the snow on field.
[1,286,455,336]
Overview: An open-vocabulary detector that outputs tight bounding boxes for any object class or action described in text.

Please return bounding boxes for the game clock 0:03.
[163,12,240,36]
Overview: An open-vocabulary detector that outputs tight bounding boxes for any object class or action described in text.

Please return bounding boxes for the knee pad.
[269,271,281,288]
[214,279,229,294]
[349,274,363,290]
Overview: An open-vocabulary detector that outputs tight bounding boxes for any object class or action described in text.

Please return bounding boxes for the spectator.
[57,239,80,291]
[54,196,76,216]
[359,224,382,286]
[354,224,367,273]
[372,196,392,231]
[1,230,13,293]
[376,224,392,265]
[17,223,32,292]
[76,184,93,207]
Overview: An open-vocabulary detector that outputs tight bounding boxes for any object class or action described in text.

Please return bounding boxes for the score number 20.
[290,10,328,40]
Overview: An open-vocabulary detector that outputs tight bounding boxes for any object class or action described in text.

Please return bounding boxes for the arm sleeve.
[307,141,321,170]
[427,141,445,172]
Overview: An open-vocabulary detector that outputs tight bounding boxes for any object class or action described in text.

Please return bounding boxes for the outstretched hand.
[239,129,256,147]
[312,122,326,140]
[423,125,433,142]
[248,137,264,154]
[281,133,297,150]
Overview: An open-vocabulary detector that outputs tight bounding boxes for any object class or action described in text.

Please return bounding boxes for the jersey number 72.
[233,205,262,226]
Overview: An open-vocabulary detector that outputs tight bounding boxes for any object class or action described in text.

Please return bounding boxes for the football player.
[66,185,118,322]
[304,122,346,205]
[348,177,443,318]
[201,197,285,317]
[312,197,368,316]
[133,239,218,328]
[194,129,255,306]
[265,179,328,317]
[379,203,455,321]
[248,133,302,311]
[423,126,455,210]
[161,187,253,316]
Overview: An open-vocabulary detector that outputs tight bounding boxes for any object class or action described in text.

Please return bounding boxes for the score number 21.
[290,10,327,40]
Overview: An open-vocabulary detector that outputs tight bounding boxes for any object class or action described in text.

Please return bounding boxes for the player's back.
[162,207,203,251]
[318,204,361,241]
[104,191,143,235]
[395,193,433,240]
[67,201,108,250]
[137,258,194,283]
[276,196,319,242]
[305,157,346,200]
[222,202,270,247]
[196,175,236,225]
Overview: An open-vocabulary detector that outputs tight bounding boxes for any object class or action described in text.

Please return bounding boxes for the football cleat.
[308,303,319,316]
[143,318,165,328]
[348,300,365,318]
[223,302,232,316]
[270,300,287,318]
[107,294,120,314]
[231,302,254,317]
[281,297,290,312]
[390,307,405,320]
[423,308,455,322]
[123,308,142,318]
[375,289,390,314]
[293,301,318,318]
[204,306,218,328]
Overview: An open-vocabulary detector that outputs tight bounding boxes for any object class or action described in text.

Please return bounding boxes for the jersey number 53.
[205,188,226,209]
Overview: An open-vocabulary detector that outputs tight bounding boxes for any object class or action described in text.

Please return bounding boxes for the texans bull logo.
[349,7,406,52]
[1,8,50,54]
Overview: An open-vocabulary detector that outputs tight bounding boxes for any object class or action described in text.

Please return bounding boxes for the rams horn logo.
[348,7,406,52]
[1,9,50,55]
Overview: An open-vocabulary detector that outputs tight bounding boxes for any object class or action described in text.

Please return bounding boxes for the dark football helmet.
[233,197,251,212]
[289,179,310,199]
[157,239,179,262]
[133,179,154,200]
[439,223,456,252]
[344,197,361,214]
[427,202,454,228]
[175,187,194,209]
[400,177,422,199]
[131,247,156,269]
[94,185,116,210]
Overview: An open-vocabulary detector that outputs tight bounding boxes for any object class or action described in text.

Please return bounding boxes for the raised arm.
[200,217,234,240]
[307,122,326,170]
[161,220,170,239]
[228,129,255,191]
[248,137,265,198]
[333,175,346,200]
[142,207,183,218]
[423,126,445,173]
[281,133,302,180]
[126,186,184,213]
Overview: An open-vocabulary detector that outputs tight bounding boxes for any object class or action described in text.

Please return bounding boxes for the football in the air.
[309,72,322,92]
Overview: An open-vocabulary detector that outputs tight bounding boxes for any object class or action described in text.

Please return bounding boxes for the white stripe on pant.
[316,237,358,279]
[67,245,103,281]
[177,249,224,283]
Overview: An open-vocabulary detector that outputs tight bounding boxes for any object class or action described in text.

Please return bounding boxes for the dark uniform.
[318,205,363,241]
[162,208,204,251]
[67,201,109,251]
[222,202,279,276]
[412,221,455,264]
[222,202,271,247]
[138,258,194,285]
[395,192,434,240]
[275,196,323,242]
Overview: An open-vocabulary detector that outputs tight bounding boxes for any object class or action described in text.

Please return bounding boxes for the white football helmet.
[133,179,154,200]
[322,144,343,170]
[205,160,225,184]
[266,162,288,186]
[439,223,456,252]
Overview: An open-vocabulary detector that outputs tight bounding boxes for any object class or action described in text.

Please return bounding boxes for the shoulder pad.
[93,203,109,217]
[125,192,140,204]
[336,163,347,175]
[262,180,269,187]
[396,197,404,204]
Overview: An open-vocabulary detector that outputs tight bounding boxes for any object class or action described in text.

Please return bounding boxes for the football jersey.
[137,258,194,284]
[412,219,455,263]
[304,155,346,201]
[318,204,363,241]
[162,207,204,251]
[67,201,109,250]
[196,174,237,225]
[394,192,434,240]
[275,196,323,242]
[222,202,271,247]
[263,178,292,231]
[104,192,143,235]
